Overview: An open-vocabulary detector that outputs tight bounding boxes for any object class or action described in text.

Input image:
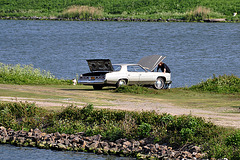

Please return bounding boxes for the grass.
[0,102,239,159]
[115,84,240,110]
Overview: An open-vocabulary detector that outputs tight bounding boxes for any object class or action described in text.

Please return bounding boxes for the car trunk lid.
[87,59,114,72]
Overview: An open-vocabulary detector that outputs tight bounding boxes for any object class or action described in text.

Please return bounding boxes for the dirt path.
[0,84,239,128]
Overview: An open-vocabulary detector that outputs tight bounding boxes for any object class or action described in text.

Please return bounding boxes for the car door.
[126,65,141,85]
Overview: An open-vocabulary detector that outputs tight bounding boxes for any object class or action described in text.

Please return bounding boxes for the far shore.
[1,16,238,23]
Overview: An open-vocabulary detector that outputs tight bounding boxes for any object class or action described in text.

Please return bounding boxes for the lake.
[0,19,240,159]
[0,20,239,88]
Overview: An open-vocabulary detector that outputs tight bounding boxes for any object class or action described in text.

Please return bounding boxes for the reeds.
[184,6,225,21]
[60,5,104,19]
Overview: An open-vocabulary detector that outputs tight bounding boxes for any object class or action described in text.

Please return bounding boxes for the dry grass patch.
[61,5,104,19]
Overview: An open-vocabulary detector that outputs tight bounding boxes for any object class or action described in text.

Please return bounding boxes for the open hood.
[138,55,166,71]
[87,59,113,72]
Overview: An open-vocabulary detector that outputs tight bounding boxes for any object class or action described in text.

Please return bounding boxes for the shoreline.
[1,16,239,23]
[0,126,204,159]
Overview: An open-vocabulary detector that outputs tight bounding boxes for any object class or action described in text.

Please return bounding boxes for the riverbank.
[0,126,204,159]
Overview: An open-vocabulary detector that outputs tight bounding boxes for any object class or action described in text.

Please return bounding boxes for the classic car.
[78,55,171,90]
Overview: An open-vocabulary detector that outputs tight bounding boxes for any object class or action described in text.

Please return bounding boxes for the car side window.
[113,65,121,71]
[127,65,145,72]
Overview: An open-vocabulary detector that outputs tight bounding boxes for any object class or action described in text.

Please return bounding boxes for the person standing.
[157,62,171,73]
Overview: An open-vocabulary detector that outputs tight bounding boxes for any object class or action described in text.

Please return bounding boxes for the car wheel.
[153,77,165,89]
[116,79,127,88]
[93,85,103,90]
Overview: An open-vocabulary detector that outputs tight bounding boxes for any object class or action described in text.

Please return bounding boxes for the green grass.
[0,0,239,21]
[0,102,239,159]
[0,63,72,85]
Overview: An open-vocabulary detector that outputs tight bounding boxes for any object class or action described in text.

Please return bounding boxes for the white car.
[78,55,171,90]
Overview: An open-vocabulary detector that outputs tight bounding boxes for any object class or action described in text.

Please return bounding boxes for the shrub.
[226,131,240,147]
[137,122,152,138]
[189,74,240,94]
[0,63,71,85]
[0,102,47,130]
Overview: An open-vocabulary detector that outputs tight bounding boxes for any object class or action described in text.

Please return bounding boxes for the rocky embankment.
[0,126,204,159]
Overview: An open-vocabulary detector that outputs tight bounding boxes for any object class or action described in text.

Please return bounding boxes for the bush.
[0,63,71,85]
[0,102,47,131]
[226,131,240,147]
[189,74,240,94]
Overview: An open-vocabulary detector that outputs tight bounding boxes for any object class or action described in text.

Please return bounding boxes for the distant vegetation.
[0,102,239,159]
[0,0,239,21]
[0,63,71,85]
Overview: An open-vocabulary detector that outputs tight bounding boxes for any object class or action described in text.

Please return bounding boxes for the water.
[0,144,134,160]
[0,20,240,88]
[0,20,240,158]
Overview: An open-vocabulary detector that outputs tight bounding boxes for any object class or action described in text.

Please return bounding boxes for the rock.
[79,139,87,148]
[100,141,109,148]
[0,126,204,159]
[123,141,132,147]
[92,134,101,141]
[57,143,66,150]
[87,141,99,150]
[71,136,80,143]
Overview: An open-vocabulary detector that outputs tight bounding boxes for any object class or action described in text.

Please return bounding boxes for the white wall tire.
[153,77,165,89]
[116,79,127,88]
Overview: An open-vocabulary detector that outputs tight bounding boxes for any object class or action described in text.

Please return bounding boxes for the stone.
[57,143,66,150]
[100,141,109,148]
[123,141,132,148]
[87,141,99,150]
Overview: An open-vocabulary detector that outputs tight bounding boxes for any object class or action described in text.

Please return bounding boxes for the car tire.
[93,85,103,90]
[153,77,165,89]
[116,79,127,88]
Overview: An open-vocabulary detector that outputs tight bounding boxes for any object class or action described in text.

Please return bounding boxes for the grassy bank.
[0,63,71,85]
[0,0,239,21]
[0,102,239,159]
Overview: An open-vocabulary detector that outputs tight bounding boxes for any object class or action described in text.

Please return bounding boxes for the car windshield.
[112,65,121,71]
[127,65,146,72]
